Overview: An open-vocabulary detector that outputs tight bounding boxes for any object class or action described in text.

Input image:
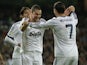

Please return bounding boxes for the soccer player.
[19,4,46,65]
[4,7,30,65]
[29,2,78,65]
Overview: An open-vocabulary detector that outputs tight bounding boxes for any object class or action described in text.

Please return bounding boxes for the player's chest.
[25,27,42,37]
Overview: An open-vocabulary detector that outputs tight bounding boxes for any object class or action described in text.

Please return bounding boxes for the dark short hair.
[54,1,65,13]
[31,4,41,12]
[20,7,30,15]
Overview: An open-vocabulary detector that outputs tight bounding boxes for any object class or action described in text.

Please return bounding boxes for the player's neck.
[56,13,66,17]
[29,19,40,22]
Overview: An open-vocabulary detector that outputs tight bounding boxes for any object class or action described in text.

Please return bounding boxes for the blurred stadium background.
[0,0,87,65]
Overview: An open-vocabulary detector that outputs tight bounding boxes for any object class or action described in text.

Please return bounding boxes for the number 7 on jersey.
[66,24,73,39]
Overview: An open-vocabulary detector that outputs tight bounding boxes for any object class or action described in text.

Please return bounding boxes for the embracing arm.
[30,18,56,29]
[19,18,29,31]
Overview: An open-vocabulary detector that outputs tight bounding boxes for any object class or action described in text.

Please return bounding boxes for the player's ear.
[53,9,56,15]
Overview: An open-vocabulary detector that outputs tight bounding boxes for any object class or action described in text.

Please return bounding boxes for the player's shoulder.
[50,16,70,23]
[40,18,46,22]
[13,21,21,26]
[49,17,60,22]
[48,17,56,21]
[46,17,57,24]
[11,21,20,27]
[39,18,46,24]
[14,21,21,24]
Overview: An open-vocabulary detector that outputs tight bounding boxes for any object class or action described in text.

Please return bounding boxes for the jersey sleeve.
[70,12,78,25]
[30,18,56,29]
[4,24,18,46]
[7,24,17,37]
[4,36,17,46]
[70,12,77,19]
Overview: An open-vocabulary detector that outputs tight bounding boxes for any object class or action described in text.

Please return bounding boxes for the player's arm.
[5,34,21,47]
[68,6,78,19]
[66,5,77,17]
[4,36,17,46]
[30,18,56,29]
[4,24,19,46]
[4,24,20,46]
[19,18,29,32]
[66,6,78,25]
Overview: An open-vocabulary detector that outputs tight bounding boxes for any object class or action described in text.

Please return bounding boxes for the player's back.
[52,14,78,57]
[53,16,77,44]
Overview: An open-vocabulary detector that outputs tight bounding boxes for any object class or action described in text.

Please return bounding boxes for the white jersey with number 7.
[30,12,78,57]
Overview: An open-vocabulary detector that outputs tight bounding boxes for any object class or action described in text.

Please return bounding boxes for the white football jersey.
[30,12,78,57]
[21,18,46,53]
[7,21,22,45]
[5,21,22,58]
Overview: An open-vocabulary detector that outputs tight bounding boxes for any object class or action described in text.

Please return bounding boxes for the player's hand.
[22,20,29,26]
[68,5,75,12]
[64,5,75,16]
[21,21,29,31]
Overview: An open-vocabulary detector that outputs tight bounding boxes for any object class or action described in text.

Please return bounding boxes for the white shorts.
[22,51,42,65]
[53,56,78,65]
[12,57,22,65]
